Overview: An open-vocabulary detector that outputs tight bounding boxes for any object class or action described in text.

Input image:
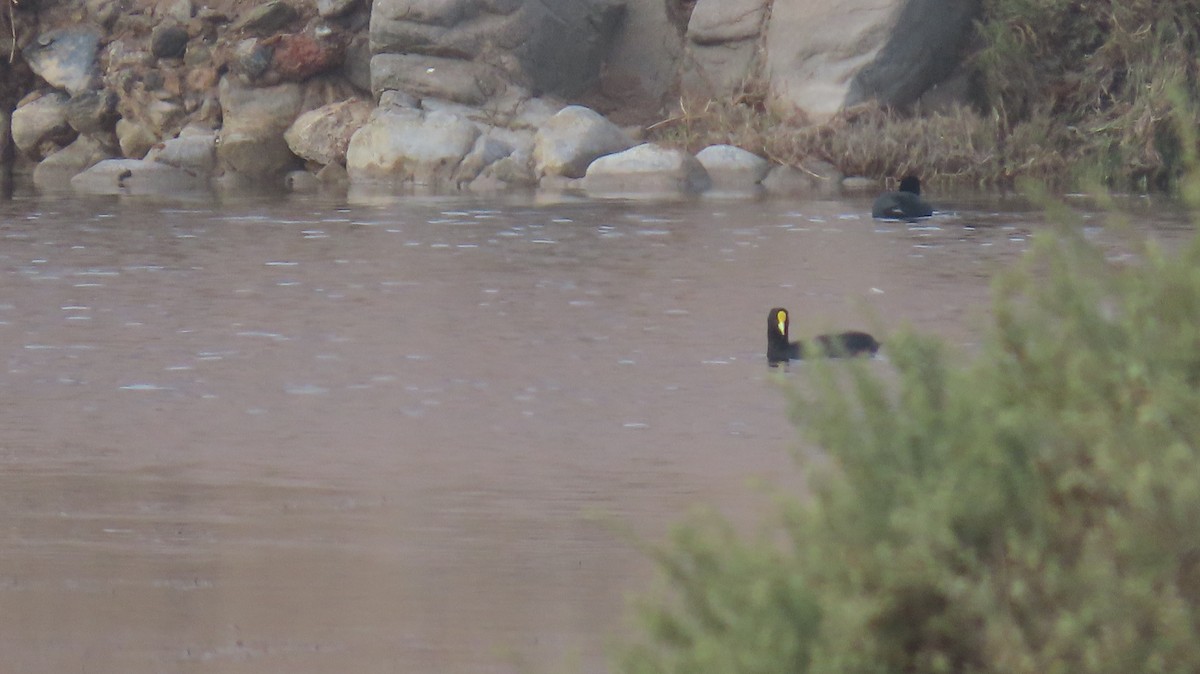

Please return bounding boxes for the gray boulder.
[345,107,481,185]
[33,135,114,188]
[216,77,303,178]
[371,54,506,106]
[453,134,515,186]
[318,0,361,18]
[370,0,625,99]
[582,143,711,195]
[147,130,217,176]
[115,118,158,159]
[284,98,373,166]
[22,25,103,95]
[65,89,119,135]
[532,105,633,179]
[71,158,209,195]
[845,0,981,109]
[681,0,768,99]
[11,92,75,160]
[695,144,769,189]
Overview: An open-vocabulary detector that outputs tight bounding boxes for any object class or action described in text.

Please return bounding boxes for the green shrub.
[619,207,1200,673]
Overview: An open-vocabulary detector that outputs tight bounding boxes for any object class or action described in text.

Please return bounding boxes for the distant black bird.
[872,175,933,220]
[767,307,880,365]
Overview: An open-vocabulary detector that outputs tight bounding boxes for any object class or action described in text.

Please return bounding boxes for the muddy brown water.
[0,188,1186,673]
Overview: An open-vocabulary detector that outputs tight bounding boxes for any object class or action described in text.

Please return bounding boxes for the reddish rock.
[271,30,346,82]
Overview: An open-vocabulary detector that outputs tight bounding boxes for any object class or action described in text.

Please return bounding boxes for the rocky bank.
[0,0,978,197]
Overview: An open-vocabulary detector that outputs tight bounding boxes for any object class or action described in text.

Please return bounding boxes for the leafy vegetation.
[619,196,1200,672]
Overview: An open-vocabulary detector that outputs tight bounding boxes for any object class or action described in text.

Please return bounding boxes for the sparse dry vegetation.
[649,0,1200,191]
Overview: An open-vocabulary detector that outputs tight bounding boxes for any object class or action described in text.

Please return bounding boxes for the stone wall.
[0,0,979,195]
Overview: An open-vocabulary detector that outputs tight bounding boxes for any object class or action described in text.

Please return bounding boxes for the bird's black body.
[767,307,880,365]
[872,175,933,220]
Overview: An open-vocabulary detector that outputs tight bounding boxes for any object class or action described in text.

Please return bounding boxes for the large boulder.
[532,105,633,179]
[147,129,218,176]
[22,25,103,95]
[845,0,981,108]
[370,53,507,105]
[284,98,372,166]
[695,144,769,189]
[216,77,303,178]
[765,0,979,120]
[70,158,208,195]
[345,107,481,185]
[370,0,625,99]
[32,135,114,188]
[11,91,76,160]
[582,143,711,195]
[681,0,768,100]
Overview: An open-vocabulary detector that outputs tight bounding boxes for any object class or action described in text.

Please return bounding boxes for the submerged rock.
[33,135,114,188]
[695,144,769,189]
[582,143,711,195]
[70,158,208,194]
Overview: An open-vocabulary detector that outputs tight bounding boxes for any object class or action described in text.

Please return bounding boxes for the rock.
[33,135,114,188]
[370,54,505,106]
[453,134,514,185]
[272,27,348,81]
[761,159,843,195]
[115,118,158,159]
[478,148,537,188]
[147,130,217,175]
[842,176,880,191]
[370,0,626,99]
[104,39,154,70]
[230,38,274,82]
[284,98,372,166]
[846,0,981,109]
[70,158,208,195]
[159,0,193,23]
[217,77,303,178]
[346,107,480,185]
[316,161,349,184]
[341,33,372,92]
[0,110,9,165]
[512,97,562,130]
[599,0,679,113]
[233,1,300,36]
[582,143,711,195]
[86,0,123,29]
[151,24,190,59]
[65,89,118,135]
[532,105,633,179]
[681,0,767,99]
[317,0,359,19]
[23,25,103,95]
[695,144,769,189]
[761,165,814,194]
[11,92,76,161]
[284,170,320,191]
[689,0,767,44]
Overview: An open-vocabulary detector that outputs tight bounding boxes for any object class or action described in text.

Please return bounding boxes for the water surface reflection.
[0,190,1136,672]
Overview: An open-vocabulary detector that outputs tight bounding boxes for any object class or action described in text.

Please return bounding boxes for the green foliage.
[619,208,1200,672]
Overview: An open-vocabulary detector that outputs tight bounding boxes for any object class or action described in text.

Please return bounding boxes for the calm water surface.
[0,187,1182,673]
